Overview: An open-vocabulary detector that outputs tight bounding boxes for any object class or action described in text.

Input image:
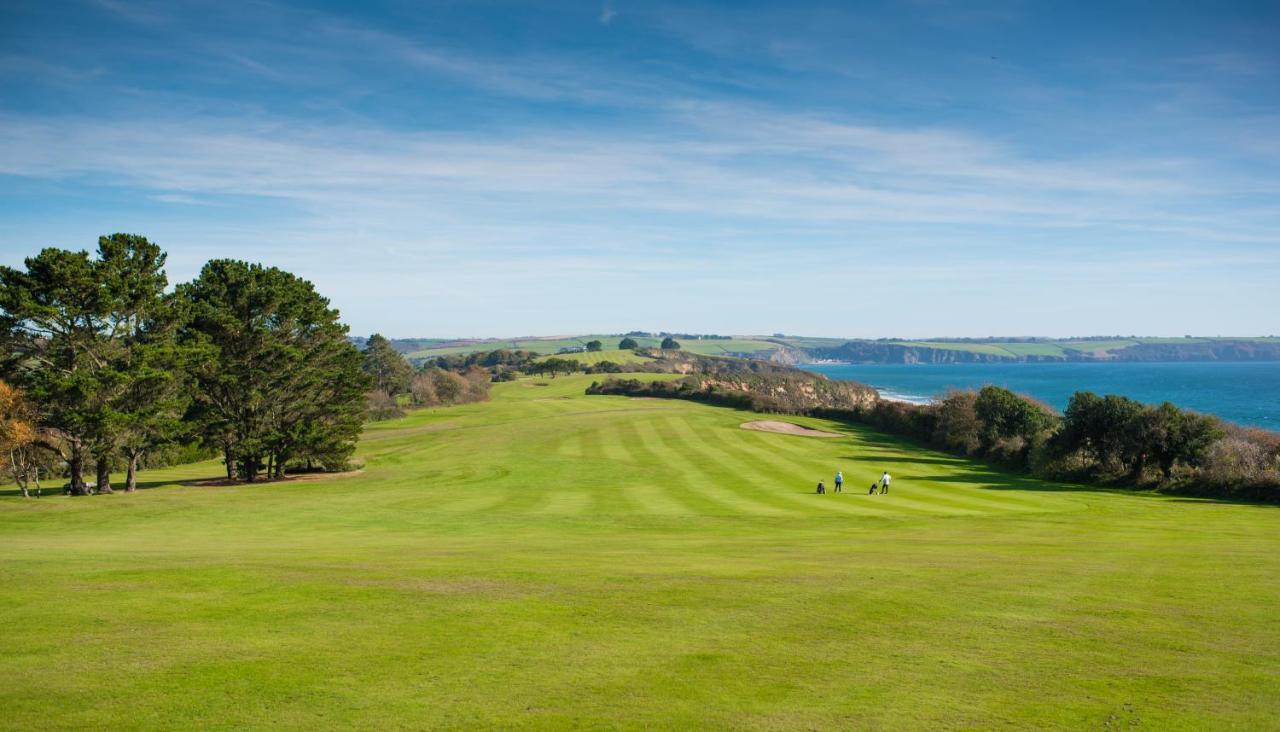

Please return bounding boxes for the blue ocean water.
[806,361,1280,430]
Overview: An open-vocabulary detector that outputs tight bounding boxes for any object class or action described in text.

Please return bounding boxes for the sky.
[1,0,1278,339]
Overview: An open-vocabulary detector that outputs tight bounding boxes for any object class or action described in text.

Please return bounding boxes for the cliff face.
[694,373,878,411]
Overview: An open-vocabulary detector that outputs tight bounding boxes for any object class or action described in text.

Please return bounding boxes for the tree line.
[1,235,370,494]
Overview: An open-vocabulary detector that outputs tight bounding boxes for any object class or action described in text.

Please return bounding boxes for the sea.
[805,361,1280,430]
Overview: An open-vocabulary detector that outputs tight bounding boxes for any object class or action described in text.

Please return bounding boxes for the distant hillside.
[392,334,788,362]
[356,334,1280,364]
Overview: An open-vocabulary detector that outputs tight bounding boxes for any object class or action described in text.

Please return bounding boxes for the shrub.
[366,390,404,421]
[932,390,980,454]
[410,373,438,406]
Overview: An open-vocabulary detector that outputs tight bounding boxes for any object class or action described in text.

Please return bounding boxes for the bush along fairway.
[2,374,1279,728]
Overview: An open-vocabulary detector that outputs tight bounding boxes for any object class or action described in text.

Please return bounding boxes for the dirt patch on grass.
[740,421,843,438]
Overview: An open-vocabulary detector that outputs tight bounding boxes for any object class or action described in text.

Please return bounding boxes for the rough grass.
[2,375,1278,729]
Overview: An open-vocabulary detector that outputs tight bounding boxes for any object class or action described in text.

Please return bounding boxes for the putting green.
[2,374,1277,729]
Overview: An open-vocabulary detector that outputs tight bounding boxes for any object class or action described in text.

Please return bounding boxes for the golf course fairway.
[2,375,1278,729]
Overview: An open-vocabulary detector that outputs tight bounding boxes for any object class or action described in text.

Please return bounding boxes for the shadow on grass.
[1,478,189,498]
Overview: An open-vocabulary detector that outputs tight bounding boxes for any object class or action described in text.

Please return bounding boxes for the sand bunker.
[740,421,843,438]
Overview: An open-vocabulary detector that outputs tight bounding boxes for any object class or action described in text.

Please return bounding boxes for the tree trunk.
[224,444,234,480]
[266,453,274,480]
[96,455,113,494]
[125,451,141,492]
[274,454,285,480]
[11,449,28,497]
[67,443,88,496]
[1129,454,1147,484]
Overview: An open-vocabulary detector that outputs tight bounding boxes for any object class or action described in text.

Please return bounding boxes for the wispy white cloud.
[2,1,1277,336]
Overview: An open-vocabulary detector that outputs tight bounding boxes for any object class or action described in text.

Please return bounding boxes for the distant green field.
[3,375,1278,727]
[678,338,779,356]
[994,342,1069,357]
[1056,339,1138,354]
[771,336,849,349]
[537,349,655,365]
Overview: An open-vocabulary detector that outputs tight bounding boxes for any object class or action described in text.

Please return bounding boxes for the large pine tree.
[179,260,369,481]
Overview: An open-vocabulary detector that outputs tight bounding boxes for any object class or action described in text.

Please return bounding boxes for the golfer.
[880,471,891,494]
[834,471,843,493]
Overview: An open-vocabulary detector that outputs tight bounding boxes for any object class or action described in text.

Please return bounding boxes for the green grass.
[3,375,1279,728]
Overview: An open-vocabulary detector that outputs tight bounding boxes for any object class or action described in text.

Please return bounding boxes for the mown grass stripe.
[611,420,694,515]
[636,417,789,516]
[572,420,642,515]
[654,414,805,517]
[557,433,584,459]
[530,490,591,515]
[597,422,634,465]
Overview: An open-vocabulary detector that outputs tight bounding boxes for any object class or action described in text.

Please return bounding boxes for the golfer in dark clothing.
[834,471,843,492]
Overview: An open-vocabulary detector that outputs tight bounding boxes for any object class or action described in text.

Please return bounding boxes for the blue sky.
[1,0,1277,338]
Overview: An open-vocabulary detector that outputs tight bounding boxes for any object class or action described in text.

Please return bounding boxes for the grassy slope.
[2,375,1278,729]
